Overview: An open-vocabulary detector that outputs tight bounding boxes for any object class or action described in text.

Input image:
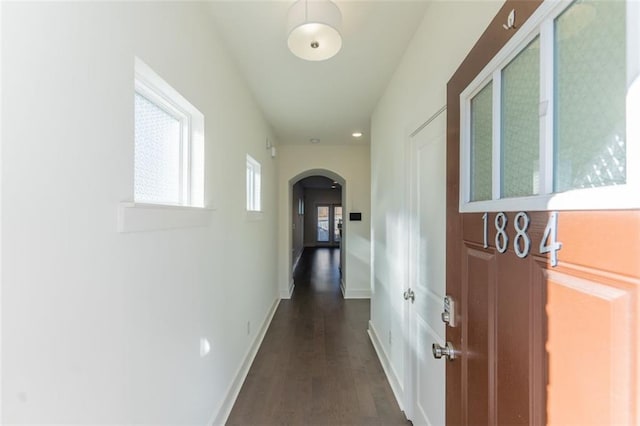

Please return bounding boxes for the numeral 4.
[539,212,562,267]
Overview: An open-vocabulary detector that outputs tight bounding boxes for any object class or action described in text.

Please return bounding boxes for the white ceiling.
[207,1,430,146]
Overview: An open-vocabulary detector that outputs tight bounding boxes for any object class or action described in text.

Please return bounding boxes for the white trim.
[117,202,214,232]
[292,249,303,272]
[209,298,281,426]
[404,126,417,422]
[409,105,447,137]
[460,77,493,206]
[462,182,640,213]
[246,154,262,212]
[368,321,404,412]
[460,90,471,206]
[627,0,640,89]
[280,280,295,299]
[539,18,554,196]
[626,0,640,197]
[343,288,371,299]
[491,69,502,200]
[0,1,3,420]
[134,57,205,208]
[459,0,638,212]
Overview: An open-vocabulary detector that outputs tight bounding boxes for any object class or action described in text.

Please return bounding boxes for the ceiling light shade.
[287,0,342,61]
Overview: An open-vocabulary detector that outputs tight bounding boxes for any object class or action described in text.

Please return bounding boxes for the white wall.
[369,0,504,405]
[2,2,279,424]
[277,145,370,299]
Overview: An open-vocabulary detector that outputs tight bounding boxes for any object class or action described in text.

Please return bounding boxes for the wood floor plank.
[226,248,409,425]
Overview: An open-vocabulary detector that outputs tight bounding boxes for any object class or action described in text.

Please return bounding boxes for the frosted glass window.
[134,93,182,204]
[470,82,493,201]
[554,0,626,192]
[246,155,261,211]
[501,37,540,198]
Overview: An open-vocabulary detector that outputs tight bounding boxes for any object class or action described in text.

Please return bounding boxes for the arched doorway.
[292,175,343,264]
[286,169,347,297]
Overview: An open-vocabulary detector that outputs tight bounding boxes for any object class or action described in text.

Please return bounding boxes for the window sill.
[117,202,215,233]
[246,210,263,221]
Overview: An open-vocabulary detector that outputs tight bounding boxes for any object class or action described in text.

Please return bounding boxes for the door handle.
[403,288,415,303]
[432,342,456,361]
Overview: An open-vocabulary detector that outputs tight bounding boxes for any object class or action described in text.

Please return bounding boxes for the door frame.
[284,169,346,299]
[403,122,419,422]
[403,107,448,423]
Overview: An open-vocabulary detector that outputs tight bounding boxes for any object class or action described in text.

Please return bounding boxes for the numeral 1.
[540,211,562,267]
[482,212,489,248]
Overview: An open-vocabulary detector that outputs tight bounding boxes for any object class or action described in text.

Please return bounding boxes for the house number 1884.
[481,211,562,267]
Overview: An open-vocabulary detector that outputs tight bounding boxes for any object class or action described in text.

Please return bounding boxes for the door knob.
[403,288,415,303]
[432,342,456,361]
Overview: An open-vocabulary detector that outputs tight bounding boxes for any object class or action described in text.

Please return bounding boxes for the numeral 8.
[514,212,531,258]
[494,213,509,253]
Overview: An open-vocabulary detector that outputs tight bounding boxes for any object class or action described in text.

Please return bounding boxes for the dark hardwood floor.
[226,247,409,425]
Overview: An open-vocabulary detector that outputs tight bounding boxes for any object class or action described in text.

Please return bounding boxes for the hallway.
[227,248,408,425]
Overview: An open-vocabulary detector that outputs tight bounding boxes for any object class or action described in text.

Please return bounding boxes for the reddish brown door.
[446,1,639,424]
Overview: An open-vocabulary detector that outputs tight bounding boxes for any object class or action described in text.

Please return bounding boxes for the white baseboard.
[343,288,371,299]
[209,297,280,425]
[340,278,371,299]
[292,250,303,272]
[368,320,404,411]
[279,280,295,299]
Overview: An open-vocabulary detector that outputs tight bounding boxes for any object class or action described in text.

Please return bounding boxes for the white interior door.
[405,110,447,425]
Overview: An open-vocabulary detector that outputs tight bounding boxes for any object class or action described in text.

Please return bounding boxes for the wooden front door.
[445,1,640,424]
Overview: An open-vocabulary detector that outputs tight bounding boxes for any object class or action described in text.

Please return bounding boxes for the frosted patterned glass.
[470,82,493,201]
[134,93,182,204]
[554,0,626,192]
[501,37,540,198]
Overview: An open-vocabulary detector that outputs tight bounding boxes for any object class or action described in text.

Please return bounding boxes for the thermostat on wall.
[349,212,362,221]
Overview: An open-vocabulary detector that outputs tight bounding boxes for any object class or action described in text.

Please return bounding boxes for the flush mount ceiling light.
[310,138,321,144]
[352,132,363,138]
[287,0,343,61]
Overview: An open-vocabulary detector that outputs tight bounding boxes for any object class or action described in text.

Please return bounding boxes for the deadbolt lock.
[441,295,456,327]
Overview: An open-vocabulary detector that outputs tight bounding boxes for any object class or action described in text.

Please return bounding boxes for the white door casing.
[404,109,447,425]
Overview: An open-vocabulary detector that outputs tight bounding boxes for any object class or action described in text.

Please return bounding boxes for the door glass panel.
[554,0,626,192]
[334,206,343,242]
[470,82,493,201]
[317,206,329,242]
[501,36,540,198]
